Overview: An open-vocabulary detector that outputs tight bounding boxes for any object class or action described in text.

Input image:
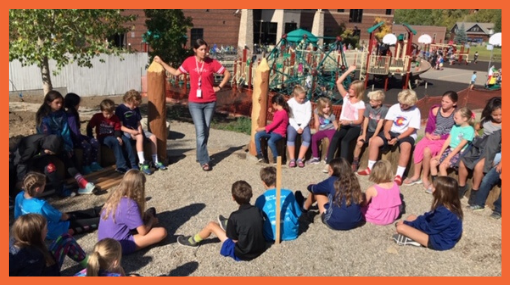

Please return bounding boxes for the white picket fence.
[9,53,149,96]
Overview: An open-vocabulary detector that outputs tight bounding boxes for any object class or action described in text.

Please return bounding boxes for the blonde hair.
[102,169,147,223]
[367,90,385,101]
[123,89,142,103]
[349,80,365,100]
[100,99,116,113]
[86,238,123,277]
[456,107,475,127]
[292,85,307,97]
[397,89,418,106]
[369,160,393,184]
[13,214,54,266]
[23,172,46,197]
[316,97,332,117]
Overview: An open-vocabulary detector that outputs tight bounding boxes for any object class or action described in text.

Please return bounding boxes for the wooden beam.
[275,156,282,245]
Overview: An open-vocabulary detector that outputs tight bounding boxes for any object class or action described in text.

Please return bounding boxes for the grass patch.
[468,45,501,62]
[211,116,252,135]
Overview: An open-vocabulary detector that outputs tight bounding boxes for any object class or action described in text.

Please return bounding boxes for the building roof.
[452,22,494,35]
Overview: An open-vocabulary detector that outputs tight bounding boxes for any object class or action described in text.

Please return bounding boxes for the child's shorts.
[123,130,153,141]
[360,131,375,145]
[118,237,137,255]
[220,238,241,261]
[377,132,415,149]
[439,147,461,168]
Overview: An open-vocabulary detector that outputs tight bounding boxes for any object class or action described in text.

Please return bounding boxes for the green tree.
[494,13,501,33]
[144,9,193,68]
[9,9,136,95]
[454,23,468,44]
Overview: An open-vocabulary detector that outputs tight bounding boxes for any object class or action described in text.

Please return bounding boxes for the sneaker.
[392,234,422,247]
[177,235,199,247]
[322,164,330,173]
[139,163,152,175]
[394,175,403,186]
[294,190,305,211]
[289,159,296,168]
[116,167,128,174]
[256,154,264,162]
[357,168,371,176]
[308,157,320,164]
[297,159,305,168]
[58,186,77,198]
[90,162,103,172]
[218,215,228,231]
[469,205,485,212]
[82,165,92,175]
[490,212,501,220]
[154,162,167,170]
[78,182,96,195]
[425,186,433,194]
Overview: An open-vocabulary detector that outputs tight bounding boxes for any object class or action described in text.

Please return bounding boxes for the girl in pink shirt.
[362,160,402,225]
[255,94,289,163]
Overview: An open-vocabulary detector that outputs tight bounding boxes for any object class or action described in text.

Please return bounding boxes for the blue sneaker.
[78,182,96,195]
[82,165,92,175]
[140,163,152,175]
[154,161,167,170]
[116,167,128,174]
[58,186,77,198]
[90,162,103,172]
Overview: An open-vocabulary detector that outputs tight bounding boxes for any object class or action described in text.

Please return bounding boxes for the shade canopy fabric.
[382,34,397,45]
[285,29,318,43]
[489,32,502,46]
[418,34,432,44]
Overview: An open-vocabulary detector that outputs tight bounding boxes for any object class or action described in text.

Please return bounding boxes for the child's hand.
[357,135,366,143]
[384,133,392,140]
[348,65,357,73]
[256,127,265,132]
[153,56,162,64]
[297,128,303,134]
[388,138,398,145]
[117,137,123,146]
[496,163,502,173]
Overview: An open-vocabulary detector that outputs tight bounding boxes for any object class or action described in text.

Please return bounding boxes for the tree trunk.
[147,62,168,164]
[40,56,53,95]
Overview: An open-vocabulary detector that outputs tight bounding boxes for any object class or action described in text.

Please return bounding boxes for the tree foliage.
[144,9,193,68]
[373,17,392,41]
[454,24,468,43]
[9,9,136,94]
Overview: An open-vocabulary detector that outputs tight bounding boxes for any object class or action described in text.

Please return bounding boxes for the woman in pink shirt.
[254,94,289,163]
[154,39,230,171]
[362,160,402,225]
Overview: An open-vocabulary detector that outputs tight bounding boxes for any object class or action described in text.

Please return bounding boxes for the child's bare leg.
[430,157,439,176]
[410,162,422,180]
[133,227,167,250]
[398,142,411,168]
[368,137,383,161]
[287,145,295,161]
[135,134,144,152]
[197,221,228,242]
[421,147,433,184]
[396,223,429,247]
[353,139,363,159]
[298,145,308,160]
[472,158,485,189]
[149,134,157,155]
[315,195,329,214]
[458,160,469,186]
[303,193,315,211]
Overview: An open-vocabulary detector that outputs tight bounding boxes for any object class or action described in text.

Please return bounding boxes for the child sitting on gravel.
[255,166,302,242]
[393,176,463,251]
[177,180,266,261]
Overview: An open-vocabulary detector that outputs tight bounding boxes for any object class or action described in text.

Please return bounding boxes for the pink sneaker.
[394,175,403,186]
[297,159,305,168]
[289,160,296,168]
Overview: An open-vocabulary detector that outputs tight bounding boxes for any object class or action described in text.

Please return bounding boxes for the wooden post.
[275,156,282,245]
[147,62,168,164]
[249,58,270,156]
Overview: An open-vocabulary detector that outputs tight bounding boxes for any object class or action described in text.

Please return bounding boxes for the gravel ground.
[33,120,501,277]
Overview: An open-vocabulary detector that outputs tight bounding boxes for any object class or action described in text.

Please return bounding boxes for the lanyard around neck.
[195,57,205,84]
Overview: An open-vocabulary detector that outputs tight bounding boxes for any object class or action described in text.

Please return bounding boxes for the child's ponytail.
[271,94,289,113]
[86,238,123,277]
[64,93,82,129]
[86,252,102,277]
[457,107,475,127]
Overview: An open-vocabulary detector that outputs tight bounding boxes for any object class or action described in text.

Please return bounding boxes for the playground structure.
[427,42,470,65]
[162,23,434,105]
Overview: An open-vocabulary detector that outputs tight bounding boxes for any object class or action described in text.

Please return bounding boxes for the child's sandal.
[201,163,211,171]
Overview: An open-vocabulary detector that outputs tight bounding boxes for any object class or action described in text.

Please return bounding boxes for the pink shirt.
[363,182,401,225]
[265,109,289,137]
[179,56,225,103]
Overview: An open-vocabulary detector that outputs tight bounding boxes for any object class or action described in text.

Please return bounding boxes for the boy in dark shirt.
[87,99,136,174]
[177,180,266,261]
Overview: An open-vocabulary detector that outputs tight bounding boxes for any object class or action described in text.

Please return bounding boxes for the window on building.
[107,33,125,48]
[190,28,204,45]
[285,22,298,34]
[337,9,345,12]
[349,9,363,23]
[386,9,392,15]
[254,21,278,45]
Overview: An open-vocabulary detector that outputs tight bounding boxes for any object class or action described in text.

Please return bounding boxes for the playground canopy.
[286,29,318,43]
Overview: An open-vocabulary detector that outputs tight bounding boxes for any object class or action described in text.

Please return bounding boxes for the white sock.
[137,152,145,164]
[152,154,159,164]
[396,166,406,177]
[368,160,376,170]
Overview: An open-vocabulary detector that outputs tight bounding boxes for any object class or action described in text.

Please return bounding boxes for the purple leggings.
[311,129,336,158]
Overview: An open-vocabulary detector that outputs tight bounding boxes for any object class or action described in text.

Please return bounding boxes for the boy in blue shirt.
[115,90,167,175]
[255,166,302,242]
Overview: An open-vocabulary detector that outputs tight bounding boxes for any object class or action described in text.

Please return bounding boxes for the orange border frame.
[3,4,506,283]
